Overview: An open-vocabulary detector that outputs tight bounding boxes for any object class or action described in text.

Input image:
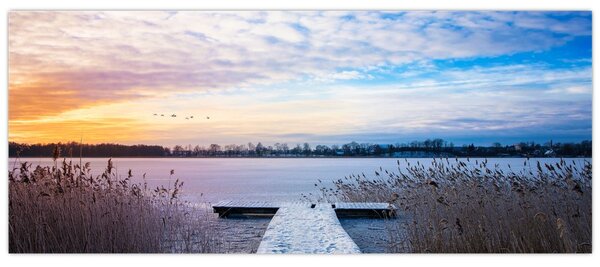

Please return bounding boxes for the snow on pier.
[256,203,361,254]
[211,200,396,254]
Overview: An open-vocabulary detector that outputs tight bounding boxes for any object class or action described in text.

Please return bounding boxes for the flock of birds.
[153,113,210,120]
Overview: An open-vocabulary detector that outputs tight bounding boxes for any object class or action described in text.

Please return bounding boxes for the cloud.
[314,70,373,82]
[7,11,592,145]
[9,11,590,104]
[547,85,591,95]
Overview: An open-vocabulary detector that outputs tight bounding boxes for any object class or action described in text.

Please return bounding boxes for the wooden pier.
[212,200,280,217]
[211,200,396,254]
[334,202,396,218]
[257,203,361,254]
[212,200,396,218]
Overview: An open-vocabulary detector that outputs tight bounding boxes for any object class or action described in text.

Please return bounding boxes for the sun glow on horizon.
[9,11,592,146]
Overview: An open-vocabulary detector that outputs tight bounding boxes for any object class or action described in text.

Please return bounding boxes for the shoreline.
[8,156,591,159]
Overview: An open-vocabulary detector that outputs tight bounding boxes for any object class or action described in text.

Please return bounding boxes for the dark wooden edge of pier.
[212,201,396,218]
[212,206,280,218]
[333,208,395,218]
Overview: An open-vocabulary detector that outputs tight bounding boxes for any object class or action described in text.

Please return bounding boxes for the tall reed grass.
[9,154,221,253]
[319,158,591,253]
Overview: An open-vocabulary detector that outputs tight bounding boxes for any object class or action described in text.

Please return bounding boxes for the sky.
[8,11,592,147]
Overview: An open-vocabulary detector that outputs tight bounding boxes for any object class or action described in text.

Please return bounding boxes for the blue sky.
[9,11,592,146]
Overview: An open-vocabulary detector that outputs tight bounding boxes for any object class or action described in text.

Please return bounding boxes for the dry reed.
[318,158,591,253]
[9,156,222,253]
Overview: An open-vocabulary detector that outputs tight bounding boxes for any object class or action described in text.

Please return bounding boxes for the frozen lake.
[8,157,590,203]
[8,157,590,253]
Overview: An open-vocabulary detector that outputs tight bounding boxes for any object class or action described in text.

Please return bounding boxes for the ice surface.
[257,203,361,254]
[12,158,584,203]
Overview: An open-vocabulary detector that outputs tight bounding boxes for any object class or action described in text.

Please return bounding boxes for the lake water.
[8,157,589,203]
[8,157,590,253]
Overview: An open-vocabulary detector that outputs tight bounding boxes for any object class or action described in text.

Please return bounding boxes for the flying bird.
[190,116,194,119]
[185,117,189,120]
[153,113,157,116]
[171,114,177,117]
[206,116,210,120]
[160,114,164,116]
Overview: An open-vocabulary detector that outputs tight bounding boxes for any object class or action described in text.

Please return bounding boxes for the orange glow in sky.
[9,11,592,146]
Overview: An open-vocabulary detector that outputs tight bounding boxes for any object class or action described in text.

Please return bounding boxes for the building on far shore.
[173,150,192,157]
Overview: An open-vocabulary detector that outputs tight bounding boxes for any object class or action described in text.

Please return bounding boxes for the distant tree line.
[9,139,592,158]
[9,142,168,158]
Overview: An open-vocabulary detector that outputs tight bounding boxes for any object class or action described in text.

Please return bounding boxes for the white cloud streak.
[9,11,590,95]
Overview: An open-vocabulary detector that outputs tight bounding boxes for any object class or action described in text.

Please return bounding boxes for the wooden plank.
[336,202,392,209]
[212,200,231,207]
[212,200,278,208]
[334,202,396,218]
[257,203,361,254]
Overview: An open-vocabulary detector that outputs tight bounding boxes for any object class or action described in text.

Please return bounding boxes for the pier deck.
[334,202,396,218]
[212,200,396,254]
[256,203,361,254]
[212,200,395,218]
[212,200,280,217]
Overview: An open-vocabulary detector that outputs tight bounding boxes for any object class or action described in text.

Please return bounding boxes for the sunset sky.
[8,11,592,146]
